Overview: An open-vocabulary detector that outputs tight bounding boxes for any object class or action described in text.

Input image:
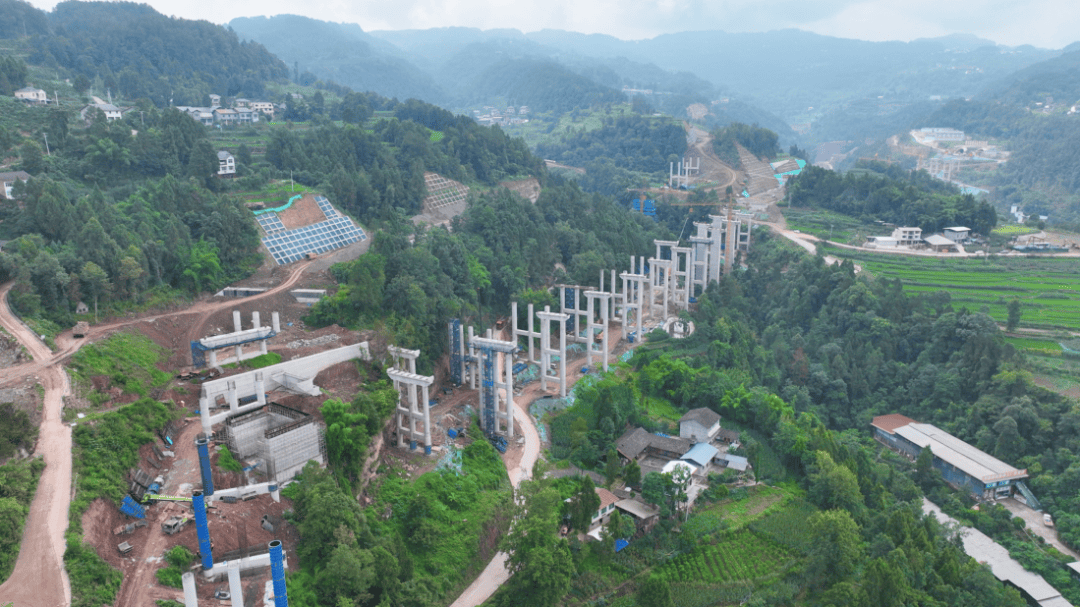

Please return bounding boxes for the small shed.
[943,227,971,243]
[681,442,719,470]
[615,498,660,534]
[716,454,749,472]
[679,408,721,442]
[924,234,958,252]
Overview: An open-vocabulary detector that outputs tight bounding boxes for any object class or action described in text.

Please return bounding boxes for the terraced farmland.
[825,247,1080,333]
[655,529,793,585]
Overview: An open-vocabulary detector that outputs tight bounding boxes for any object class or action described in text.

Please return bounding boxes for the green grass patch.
[781,208,877,244]
[69,331,171,399]
[0,456,46,583]
[156,546,195,588]
[1005,336,1063,355]
[243,352,282,369]
[67,399,175,607]
[685,485,788,536]
[217,445,243,473]
[992,225,1040,236]
[643,396,682,423]
[748,498,818,553]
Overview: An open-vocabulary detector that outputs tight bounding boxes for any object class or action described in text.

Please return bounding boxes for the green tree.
[624,459,641,488]
[500,485,574,607]
[80,261,111,321]
[806,509,863,588]
[915,446,936,488]
[1006,299,1022,331]
[637,574,675,607]
[568,475,601,532]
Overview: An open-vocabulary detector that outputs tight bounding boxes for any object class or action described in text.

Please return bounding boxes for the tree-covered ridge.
[228,14,447,105]
[534,114,687,174]
[265,107,542,222]
[787,161,998,234]
[23,0,288,105]
[465,59,626,115]
[979,49,1080,108]
[0,55,29,96]
[710,122,780,166]
[914,99,1080,222]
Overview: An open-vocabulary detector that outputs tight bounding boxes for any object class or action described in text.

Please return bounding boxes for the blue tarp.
[615,539,629,552]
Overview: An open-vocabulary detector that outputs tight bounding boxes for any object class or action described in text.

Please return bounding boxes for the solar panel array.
[258,195,366,265]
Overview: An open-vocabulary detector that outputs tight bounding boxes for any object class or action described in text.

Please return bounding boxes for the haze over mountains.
[230,15,1063,134]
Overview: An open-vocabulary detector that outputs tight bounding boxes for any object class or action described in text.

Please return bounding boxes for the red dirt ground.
[277,193,328,230]
[82,417,302,607]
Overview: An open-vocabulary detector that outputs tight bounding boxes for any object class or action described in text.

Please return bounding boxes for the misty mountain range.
[230,14,1065,139]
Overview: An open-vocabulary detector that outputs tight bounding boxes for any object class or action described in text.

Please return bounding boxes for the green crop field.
[655,529,794,585]
[824,247,1080,333]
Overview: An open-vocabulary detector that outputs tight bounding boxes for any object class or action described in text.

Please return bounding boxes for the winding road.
[0,261,312,606]
[449,329,541,607]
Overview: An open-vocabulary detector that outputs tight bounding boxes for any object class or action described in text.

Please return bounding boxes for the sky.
[23,0,1080,49]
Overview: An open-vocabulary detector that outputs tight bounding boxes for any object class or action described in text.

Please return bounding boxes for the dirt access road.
[0,261,311,606]
[449,327,541,607]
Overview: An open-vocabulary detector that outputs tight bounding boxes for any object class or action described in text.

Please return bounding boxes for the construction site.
[3,162,754,606]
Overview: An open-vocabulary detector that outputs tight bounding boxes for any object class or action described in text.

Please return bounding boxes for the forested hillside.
[228,15,446,104]
[711,122,781,166]
[979,49,1080,107]
[535,114,686,174]
[0,95,261,330]
[787,161,998,234]
[0,5,545,338]
[13,0,289,104]
[460,59,626,115]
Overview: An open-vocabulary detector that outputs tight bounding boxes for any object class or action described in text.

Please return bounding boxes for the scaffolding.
[449,319,464,385]
[470,334,516,437]
[224,403,325,483]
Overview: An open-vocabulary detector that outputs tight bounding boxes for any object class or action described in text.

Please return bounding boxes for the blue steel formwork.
[193,491,214,570]
[190,329,278,369]
[449,319,463,385]
[564,288,576,332]
[480,346,496,433]
[269,540,289,607]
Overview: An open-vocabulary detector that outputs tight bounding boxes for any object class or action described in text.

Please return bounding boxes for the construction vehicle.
[113,520,148,535]
[488,434,508,453]
[162,515,190,535]
[73,321,89,338]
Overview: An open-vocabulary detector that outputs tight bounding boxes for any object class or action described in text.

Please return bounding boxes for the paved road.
[997,497,1080,560]
[449,337,542,607]
[761,223,862,273]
